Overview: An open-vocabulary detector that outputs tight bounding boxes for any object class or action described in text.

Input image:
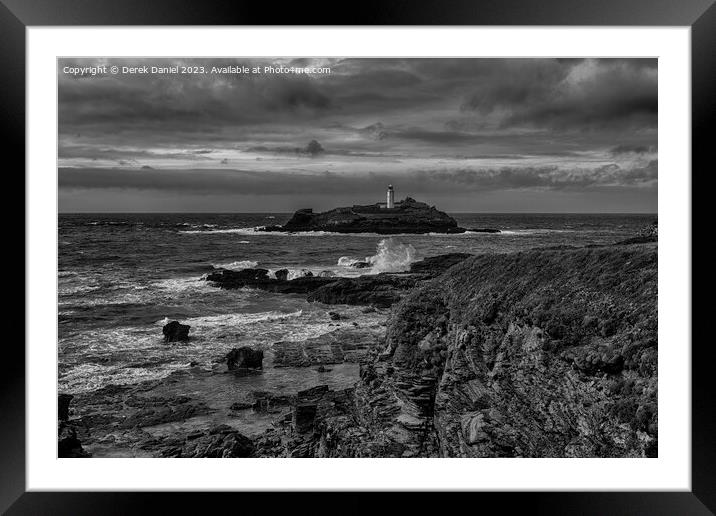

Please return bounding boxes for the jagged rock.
[294,403,318,433]
[120,401,212,429]
[307,275,417,308]
[206,268,334,293]
[170,425,254,458]
[272,328,381,367]
[206,253,474,308]
[250,391,294,413]
[275,268,289,281]
[58,393,73,421]
[226,346,264,370]
[328,311,343,321]
[57,392,90,457]
[58,422,90,458]
[297,385,330,400]
[162,320,190,343]
[229,401,254,411]
[407,253,473,275]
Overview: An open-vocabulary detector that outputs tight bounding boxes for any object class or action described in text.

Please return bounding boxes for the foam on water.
[58,300,368,393]
[338,238,417,274]
[181,226,469,238]
[212,260,259,270]
[498,229,576,235]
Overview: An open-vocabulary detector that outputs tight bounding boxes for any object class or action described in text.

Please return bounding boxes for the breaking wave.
[212,260,259,270]
[338,238,417,274]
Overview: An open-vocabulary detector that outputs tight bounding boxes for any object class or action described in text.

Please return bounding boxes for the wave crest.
[338,238,417,274]
[213,260,259,270]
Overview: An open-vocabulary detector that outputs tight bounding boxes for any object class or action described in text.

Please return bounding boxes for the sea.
[58,213,656,397]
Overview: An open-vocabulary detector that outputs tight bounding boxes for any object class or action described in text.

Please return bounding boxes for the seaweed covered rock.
[226,346,264,370]
[162,320,190,343]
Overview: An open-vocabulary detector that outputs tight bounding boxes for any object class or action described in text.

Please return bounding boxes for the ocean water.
[58,213,655,394]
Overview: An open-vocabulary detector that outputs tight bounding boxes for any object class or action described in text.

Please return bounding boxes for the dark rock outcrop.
[206,253,474,308]
[206,268,334,294]
[162,320,190,343]
[58,393,73,421]
[226,346,264,370]
[407,253,473,275]
[229,401,254,411]
[306,275,417,308]
[57,394,90,458]
[120,401,212,429]
[165,425,255,458]
[272,327,382,367]
[58,422,90,458]
[467,228,501,233]
[259,197,467,234]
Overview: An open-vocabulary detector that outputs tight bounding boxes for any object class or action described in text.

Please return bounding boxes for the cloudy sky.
[58,58,657,213]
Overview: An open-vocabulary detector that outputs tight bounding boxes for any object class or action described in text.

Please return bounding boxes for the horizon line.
[58,211,659,215]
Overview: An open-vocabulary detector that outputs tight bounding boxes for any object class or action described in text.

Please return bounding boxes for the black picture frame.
[4,0,713,513]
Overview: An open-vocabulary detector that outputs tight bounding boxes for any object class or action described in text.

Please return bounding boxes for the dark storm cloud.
[459,59,657,130]
[60,58,657,138]
[59,58,334,132]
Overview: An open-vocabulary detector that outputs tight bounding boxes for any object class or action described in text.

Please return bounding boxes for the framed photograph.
[7,0,713,512]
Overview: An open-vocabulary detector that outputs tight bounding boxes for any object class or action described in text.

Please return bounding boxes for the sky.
[58,58,657,213]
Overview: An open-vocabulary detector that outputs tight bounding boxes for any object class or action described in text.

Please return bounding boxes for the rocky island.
[260,195,474,234]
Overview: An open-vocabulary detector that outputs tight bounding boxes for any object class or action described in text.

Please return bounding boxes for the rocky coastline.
[205,252,472,308]
[61,231,657,458]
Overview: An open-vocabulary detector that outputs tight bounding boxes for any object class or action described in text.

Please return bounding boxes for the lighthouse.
[386,184,395,209]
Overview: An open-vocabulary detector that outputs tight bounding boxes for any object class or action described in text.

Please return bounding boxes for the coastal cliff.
[255,242,658,457]
[260,197,466,234]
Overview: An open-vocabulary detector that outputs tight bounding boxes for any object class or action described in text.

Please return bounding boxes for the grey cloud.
[610,144,657,155]
[59,161,657,197]
[460,59,657,131]
[416,161,657,190]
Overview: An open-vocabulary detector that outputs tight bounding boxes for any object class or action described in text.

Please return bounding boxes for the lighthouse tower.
[386,184,395,209]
